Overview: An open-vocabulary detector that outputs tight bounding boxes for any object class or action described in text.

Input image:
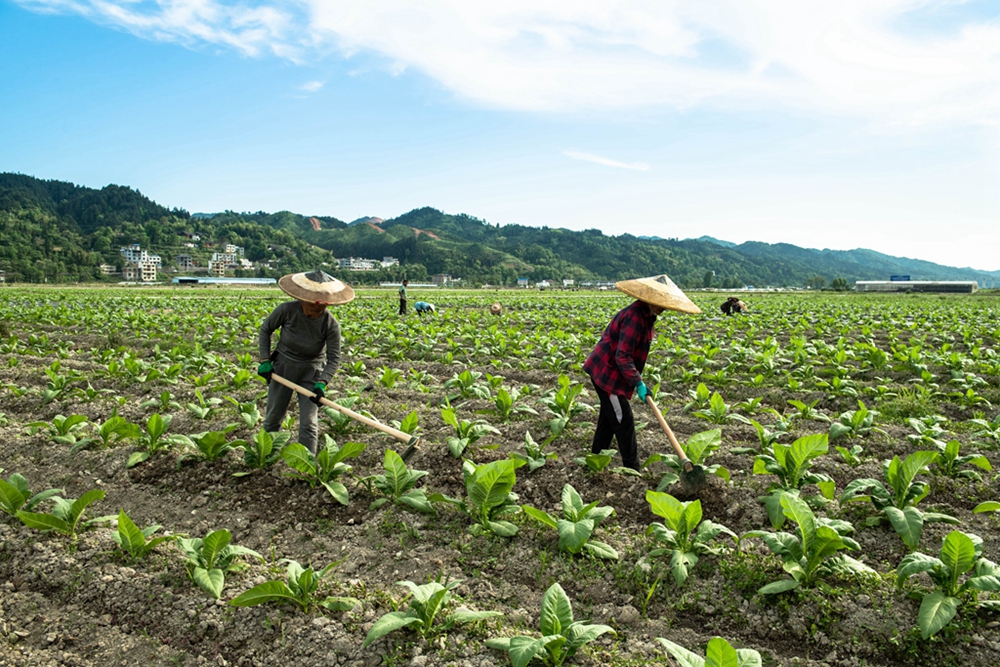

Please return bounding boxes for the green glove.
[636,380,650,402]
[257,360,273,383]
[310,382,326,406]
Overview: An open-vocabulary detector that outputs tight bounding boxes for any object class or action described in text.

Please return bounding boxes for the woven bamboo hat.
[615,274,702,315]
[489,302,502,315]
[278,270,355,305]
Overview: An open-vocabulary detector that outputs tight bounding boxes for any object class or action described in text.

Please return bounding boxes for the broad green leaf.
[973,501,1000,514]
[583,541,619,560]
[16,510,70,534]
[194,567,226,599]
[229,581,297,607]
[917,591,959,639]
[322,481,349,505]
[68,489,105,530]
[522,506,558,530]
[780,493,815,552]
[897,552,942,586]
[447,610,502,624]
[557,519,593,554]
[116,510,146,556]
[758,579,800,594]
[201,529,232,569]
[940,531,976,577]
[489,520,518,537]
[281,443,316,476]
[885,506,923,550]
[362,611,422,647]
[499,636,548,667]
[0,479,27,515]
[540,583,573,637]
[656,638,706,667]
[646,490,684,528]
[705,637,739,667]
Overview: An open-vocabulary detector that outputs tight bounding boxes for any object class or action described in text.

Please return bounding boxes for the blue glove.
[636,380,650,402]
[310,382,326,406]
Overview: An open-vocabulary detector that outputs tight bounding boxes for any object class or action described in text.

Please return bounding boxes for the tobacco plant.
[431,458,524,537]
[485,582,614,667]
[282,436,366,505]
[645,491,736,586]
[225,396,263,430]
[363,578,500,647]
[128,413,191,468]
[828,400,887,441]
[522,484,618,559]
[692,392,749,425]
[537,375,593,421]
[17,489,110,540]
[657,637,761,667]
[177,529,262,599]
[111,509,181,562]
[840,451,960,550]
[83,415,142,452]
[234,429,291,475]
[186,389,222,420]
[0,472,63,518]
[753,433,835,528]
[897,530,1000,638]
[931,440,992,481]
[969,412,1000,447]
[743,492,874,593]
[26,414,90,447]
[230,558,359,613]
[441,407,500,458]
[510,430,558,472]
[360,449,434,514]
[483,386,539,423]
[177,426,246,467]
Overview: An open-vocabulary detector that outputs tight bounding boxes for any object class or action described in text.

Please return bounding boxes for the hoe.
[646,395,708,493]
[270,373,419,461]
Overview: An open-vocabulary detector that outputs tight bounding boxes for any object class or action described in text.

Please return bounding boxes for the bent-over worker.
[414,301,436,316]
[720,296,748,316]
[583,275,702,471]
[257,270,354,454]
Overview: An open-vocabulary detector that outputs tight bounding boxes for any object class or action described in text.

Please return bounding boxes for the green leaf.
[758,579,800,594]
[201,529,232,569]
[193,567,226,599]
[447,610,502,624]
[321,481,349,505]
[917,591,959,639]
[974,501,1000,514]
[522,505,559,530]
[583,541,619,560]
[17,510,70,534]
[126,452,150,468]
[557,519,593,554]
[656,638,706,667]
[705,637,739,667]
[229,581,297,607]
[489,520,518,537]
[540,583,573,637]
[940,531,976,577]
[116,510,146,557]
[884,506,923,550]
[363,611,422,648]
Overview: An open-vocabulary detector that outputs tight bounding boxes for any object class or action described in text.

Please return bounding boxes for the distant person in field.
[257,270,353,454]
[398,279,408,315]
[720,296,748,316]
[414,301,436,317]
[583,275,702,471]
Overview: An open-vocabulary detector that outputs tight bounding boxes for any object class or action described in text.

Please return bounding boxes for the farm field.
[2,286,1000,667]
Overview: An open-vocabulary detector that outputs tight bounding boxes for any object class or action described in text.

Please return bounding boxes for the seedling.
[364,578,500,647]
[645,428,729,489]
[360,449,434,514]
[522,484,618,559]
[230,558,359,613]
[646,490,736,586]
[0,472,63,518]
[897,530,1000,638]
[441,407,500,458]
[111,510,181,562]
[17,489,111,540]
[177,426,246,467]
[177,529,262,599]
[657,636,762,667]
[485,582,614,667]
[510,430,558,472]
[282,436,366,505]
[234,429,291,475]
[430,458,524,537]
[753,433,835,528]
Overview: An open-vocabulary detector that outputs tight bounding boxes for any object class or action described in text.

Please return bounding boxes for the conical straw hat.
[615,274,702,315]
[278,270,355,305]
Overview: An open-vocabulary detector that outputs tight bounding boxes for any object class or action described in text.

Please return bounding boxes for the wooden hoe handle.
[645,395,694,473]
[270,373,419,450]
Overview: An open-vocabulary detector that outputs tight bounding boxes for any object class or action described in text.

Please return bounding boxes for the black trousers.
[399,298,407,315]
[590,380,639,470]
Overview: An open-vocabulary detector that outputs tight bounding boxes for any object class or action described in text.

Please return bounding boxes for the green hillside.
[1,173,995,287]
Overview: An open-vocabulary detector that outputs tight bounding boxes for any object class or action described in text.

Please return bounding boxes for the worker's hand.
[636,380,651,402]
[310,382,327,406]
[257,360,273,384]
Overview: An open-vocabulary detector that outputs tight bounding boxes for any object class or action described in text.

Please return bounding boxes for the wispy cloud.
[15,0,1000,126]
[563,151,649,171]
[298,80,323,92]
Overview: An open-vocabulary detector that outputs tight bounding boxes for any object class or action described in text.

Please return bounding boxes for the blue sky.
[2,0,998,272]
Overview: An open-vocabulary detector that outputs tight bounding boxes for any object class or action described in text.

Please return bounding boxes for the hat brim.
[616,275,701,315]
[278,273,355,305]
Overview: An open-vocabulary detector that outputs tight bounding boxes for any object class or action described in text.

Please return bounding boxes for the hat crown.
[304,270,335,283]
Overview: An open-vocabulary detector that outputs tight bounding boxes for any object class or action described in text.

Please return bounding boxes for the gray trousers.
[263,359,322,454]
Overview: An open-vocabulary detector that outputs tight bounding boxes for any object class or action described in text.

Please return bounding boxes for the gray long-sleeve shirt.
[259,301,341,384]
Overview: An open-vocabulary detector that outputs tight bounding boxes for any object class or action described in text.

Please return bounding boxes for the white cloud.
[298,80,323,92]
[15,0,1000,125]
[563,150,649,171]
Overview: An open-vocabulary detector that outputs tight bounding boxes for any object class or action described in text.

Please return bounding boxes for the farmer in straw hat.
[583,275,701,471]
[257,270,354,454]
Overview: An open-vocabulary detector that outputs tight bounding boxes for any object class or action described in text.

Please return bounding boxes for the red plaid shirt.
[583,300,656,398]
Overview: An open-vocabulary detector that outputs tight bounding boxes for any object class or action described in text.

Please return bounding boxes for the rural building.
[211,252,239,267]
[173,277,276,285]
[176,255,194,269]
[119,244,162,267]
[431,274,453,285]
[382,257,399,267]
[855,280,978,293]
[224,244,245,256]
[123,262,157,282]
[207,261,227,277]
[99,264,117,275]
[338,257,381,270]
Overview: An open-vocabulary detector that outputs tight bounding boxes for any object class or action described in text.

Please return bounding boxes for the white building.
[119,244,162,268]
[99,264,117,275]
[123,262,157,282]
[212,252,239,267]
[382,256,400,268]
[338,257,381,270]
[855,280,978,294]
[562,279,575,287]
[224,244,245,257]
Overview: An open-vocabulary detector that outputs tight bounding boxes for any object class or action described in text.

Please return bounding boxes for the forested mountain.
[1,173,996,286]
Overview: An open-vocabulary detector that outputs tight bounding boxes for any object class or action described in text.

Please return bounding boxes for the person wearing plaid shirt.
[583,298,665,470]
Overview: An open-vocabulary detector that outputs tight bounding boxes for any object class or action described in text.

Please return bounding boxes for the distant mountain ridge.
[0,173,996,286]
